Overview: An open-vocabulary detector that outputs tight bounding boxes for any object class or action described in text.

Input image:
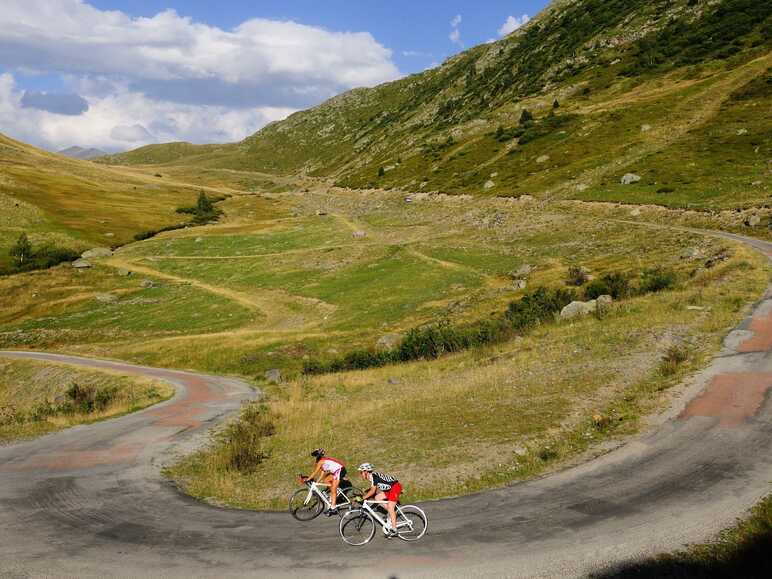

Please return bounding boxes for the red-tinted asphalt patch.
[680,372,772,427]
[738,310,772,353]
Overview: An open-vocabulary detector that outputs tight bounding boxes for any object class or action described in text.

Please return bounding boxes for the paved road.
[1,229,771,578]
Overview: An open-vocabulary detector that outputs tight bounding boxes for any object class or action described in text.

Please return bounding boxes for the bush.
[566,265,589,286]
[223,403,275,472]
[659,344,688,376]
[506,287,575,330]
[1,233,79,276]
[639,268,677,294]
[584,272,630,300]
[65,383,118,413]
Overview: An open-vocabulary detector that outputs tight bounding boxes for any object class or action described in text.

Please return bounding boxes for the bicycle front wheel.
[396,505,427,541]
[339,510,376,546]
[289,488,323,521]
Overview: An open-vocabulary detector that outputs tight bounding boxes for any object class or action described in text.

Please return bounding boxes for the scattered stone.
[315,209,328,216]
[629,208,641,217]
[195,237,203,243]
[514,264,533,278]
[484,180,496,190]
[751,181,762,187]
[376,333,403,353]
[404,196,414,203]
[621,173,641,185]
[737,128,748,136]
[686,306,705,311]
[514,446,528,457]
[560,300,597,320]
[596,294,613,313]
[536,155,550,164]
[264,369,282,384]
[641,124,652,132]
[490,172,498,178]
[352,230,367,239]
[681,247,703,260]
[95,293,118,304]
[116,269,132,277]
[747,215,761,227]
[81,247,112,259]
[519,194,535,203]
[388,377,401,385]
[104,232,115,238]
[72,259,92,269]
[576,183,589,192]
[513,279,527,290]
[140,279,156,289]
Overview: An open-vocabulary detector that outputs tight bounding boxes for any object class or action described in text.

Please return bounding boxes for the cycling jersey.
[319,457,345,480]
[369,471,398,492]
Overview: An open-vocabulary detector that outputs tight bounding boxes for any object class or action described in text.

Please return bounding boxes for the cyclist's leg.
[386,483,403,531]
[330,471,340,508]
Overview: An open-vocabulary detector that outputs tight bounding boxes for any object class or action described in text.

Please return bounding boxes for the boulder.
[387,377,401,385]
[116,269,132,277]
[513,279,527,290]
[641,124,652,132]
[621,173,641,185]
[560,300,596,320]
[514,264,533,278]
[596,294,613,313]
[140,279,156,289]
[519,194,535,203]
[737,128,748,136]
[376,333,403,353]
[576,183,589,192]
[264,369,282,384]
[195,237,203,243]
[629,208,641,217]
[352,230,367,239]
[748,215,761,227]
[484,180,496,190]
[72,259,92,269]
[95,293,118,304]
[81,247,112,259]
[536,155,550,164]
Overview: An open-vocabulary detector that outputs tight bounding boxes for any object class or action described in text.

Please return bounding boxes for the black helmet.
[311,448,326,459]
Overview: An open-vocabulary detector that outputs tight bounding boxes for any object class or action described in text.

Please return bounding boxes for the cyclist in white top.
[302,448,346,515]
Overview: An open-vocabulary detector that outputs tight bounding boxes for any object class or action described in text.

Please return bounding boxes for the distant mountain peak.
[58,146,108,160]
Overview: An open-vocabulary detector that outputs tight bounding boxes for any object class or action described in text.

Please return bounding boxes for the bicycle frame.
[302,480,354,510]
[358,500,414,532]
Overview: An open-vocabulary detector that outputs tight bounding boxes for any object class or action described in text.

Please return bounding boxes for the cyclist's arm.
[305,463,322,481]
[362,485,377,500]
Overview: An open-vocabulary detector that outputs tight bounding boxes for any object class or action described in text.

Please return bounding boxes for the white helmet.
[357,462,374,472]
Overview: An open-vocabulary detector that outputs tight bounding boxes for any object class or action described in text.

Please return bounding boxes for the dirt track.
[1,227,770,578]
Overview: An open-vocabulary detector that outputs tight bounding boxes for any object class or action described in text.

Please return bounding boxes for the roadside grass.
[166,242,768,510]
[592,493,772,579]
[0,357,173,442]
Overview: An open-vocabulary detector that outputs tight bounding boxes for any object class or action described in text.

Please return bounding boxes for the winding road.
[1,228,771,578]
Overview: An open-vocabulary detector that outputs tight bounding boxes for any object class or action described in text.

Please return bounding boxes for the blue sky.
[0,1,548,151]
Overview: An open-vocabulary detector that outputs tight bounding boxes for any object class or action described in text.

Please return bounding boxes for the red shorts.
[385,482,402,503]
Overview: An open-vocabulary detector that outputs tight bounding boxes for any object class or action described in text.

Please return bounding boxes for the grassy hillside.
[100,0,771,210]
[0,133,209,267]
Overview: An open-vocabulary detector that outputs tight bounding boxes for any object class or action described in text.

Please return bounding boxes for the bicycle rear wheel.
[339,510,376,546]
[289,488,323,521]
[396,505,427,541]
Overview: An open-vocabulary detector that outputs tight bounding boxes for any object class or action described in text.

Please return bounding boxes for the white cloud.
[498,14,530,37]
[449,14,463,47]
[0,0,401,149]
[0,73,295,151]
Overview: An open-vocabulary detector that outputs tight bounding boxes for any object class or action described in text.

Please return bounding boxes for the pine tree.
[10,232,32,266]
[196,192,213,214]
[378,166,385,178]
[519,109,534,125]
[553,99,560,109]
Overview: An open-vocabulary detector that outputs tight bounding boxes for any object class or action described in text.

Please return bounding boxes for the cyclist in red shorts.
[357,462,402,536]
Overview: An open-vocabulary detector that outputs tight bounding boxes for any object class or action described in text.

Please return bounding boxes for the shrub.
[9,233,32,267]
[65,383,118,413]
[506,287,575,330]
[639,268,677,294]
[1,234,79,276]
[223,403,275,473]
[584,272,630,300]
[519,108,534,125]
[378,166,385,177]
[566,265,589,286]
[660,344,688,376]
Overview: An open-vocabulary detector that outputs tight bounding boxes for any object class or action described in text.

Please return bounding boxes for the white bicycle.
[339,500,428,546]
[289,477,363,521]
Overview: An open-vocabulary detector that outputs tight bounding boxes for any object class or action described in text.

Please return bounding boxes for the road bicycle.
[338,499,428,546]
[289,477,363,521]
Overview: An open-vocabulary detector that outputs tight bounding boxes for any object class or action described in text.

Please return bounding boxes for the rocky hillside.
[100,0,771,209]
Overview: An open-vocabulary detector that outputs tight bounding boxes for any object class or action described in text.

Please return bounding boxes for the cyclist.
[357,462,402,537]
[302,448,346,515]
